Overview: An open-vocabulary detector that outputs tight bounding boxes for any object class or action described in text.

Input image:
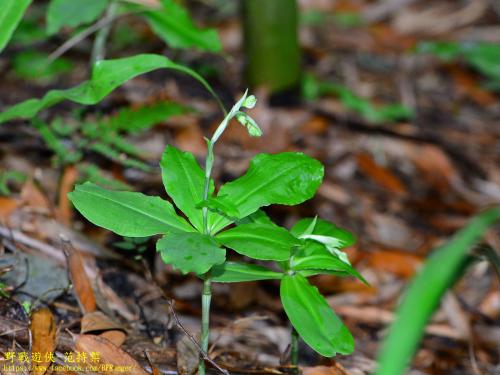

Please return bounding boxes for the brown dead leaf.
[300,116,328,135]
[449,65,496,106]
[20,179,50,211]
[30,307,57,375]
[303,363,349,375]
[81,311,127,347]
[57,166,78,225]
[175,123,207,157]
[75,334,148,375]
[0,197,18,221]
[356,152,407,195]
[65,244,96,313]
[367,249,422,278]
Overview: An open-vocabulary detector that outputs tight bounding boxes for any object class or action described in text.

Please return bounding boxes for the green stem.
[199,275,212,375]
[291,327,299,374]
[199,140,215,375]
[91,1,118,64]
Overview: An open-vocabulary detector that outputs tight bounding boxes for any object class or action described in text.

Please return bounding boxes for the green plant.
[0,170,27,196]
[67,90,365,373]
[302,73,414,124]
[375,207,500,375]
[212,215,367,367]
[416,41,500,89]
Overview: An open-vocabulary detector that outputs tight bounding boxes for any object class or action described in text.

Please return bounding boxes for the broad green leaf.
[292,240,367,284]
[46,0,108,35]
[68,182,194,236]
[376,207,500,375]
[157,232,225,274]
[160,145,213,232]
[209,152,324,233]
[211,262,283,282]
[291,218,356,248]
[143,0,221,52]
[216,223,299,261]
[0,0,32,53]
[280,274,354,356]
[0,54,223,124]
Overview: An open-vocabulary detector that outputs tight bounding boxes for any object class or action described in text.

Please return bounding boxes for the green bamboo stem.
[242,0,300,93]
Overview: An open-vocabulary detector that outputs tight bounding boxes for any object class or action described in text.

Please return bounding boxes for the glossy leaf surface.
[68,182,194,236]
[211,262,283,282]
[160,145,213,232]
[280,274,354,357]
[0,54,221,124]
[157,232,225,275]
[0,0,32,53]
[216,223,299,261]
[210,152,324,233]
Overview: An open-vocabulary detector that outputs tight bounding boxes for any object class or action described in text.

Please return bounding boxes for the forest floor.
[0,0,499,374]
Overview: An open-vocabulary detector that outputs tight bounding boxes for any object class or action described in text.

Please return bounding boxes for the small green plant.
[416,41,500,89]
[67,90,365,372]
[302,73,414,124]
[0,170,27,196]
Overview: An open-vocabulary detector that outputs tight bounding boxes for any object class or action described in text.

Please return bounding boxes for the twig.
[48,11,121,63]
[0,225,65,263]
[166,299,230,375]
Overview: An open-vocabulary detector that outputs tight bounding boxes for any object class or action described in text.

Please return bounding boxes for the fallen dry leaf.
[57,166,78,225]
[20,179,50,211]
[75,334,148,375]
[64,244,96,313]
[0,197,18,221]
[367,249,422,278]
[356,152,407,195]
[30,307,57,375]
[303,363,349,375]
[81,311,127,347]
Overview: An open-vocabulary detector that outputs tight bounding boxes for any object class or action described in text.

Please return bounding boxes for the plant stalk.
[291,327,299,374]
[91,1,118,64]
[199,275,212,375]
[199,139,215,375]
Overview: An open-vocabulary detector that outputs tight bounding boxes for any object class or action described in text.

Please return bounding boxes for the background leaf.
[0,0,32,53]
[142,0,221,52]
[68,182,194,236]
[209,152,324,233]
[375,207,500,375]
[0,54,222,124]
[107,102,188,134]
[46,0,108,35]
[216,223,299,261]
[157,232,225,274]
[280,273,354,357]
[211,262,283,282]
[160,145,214,232]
